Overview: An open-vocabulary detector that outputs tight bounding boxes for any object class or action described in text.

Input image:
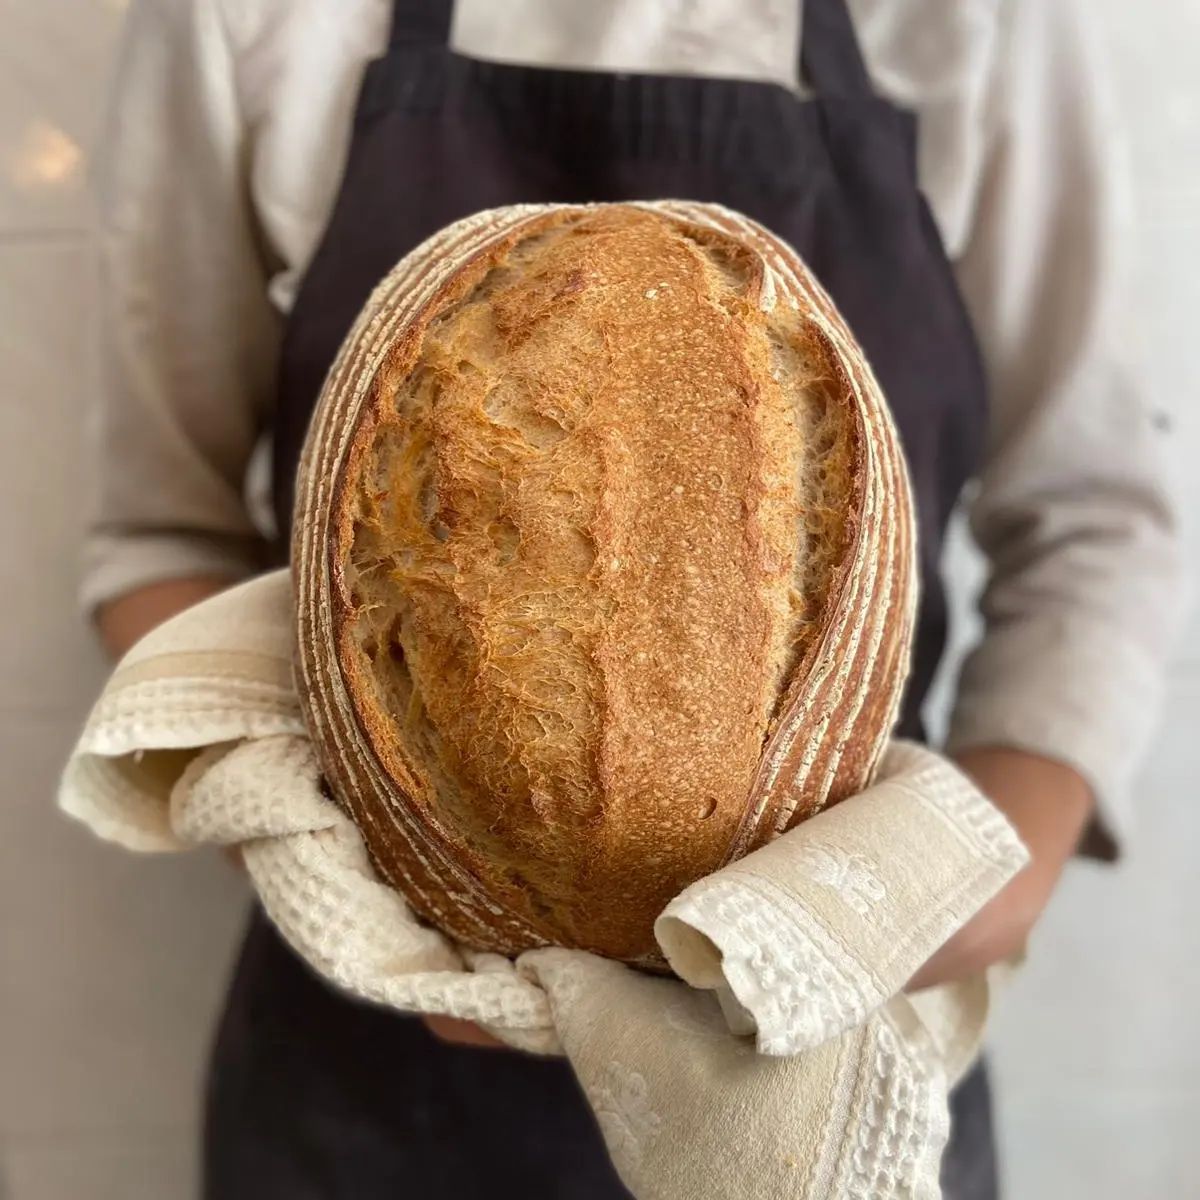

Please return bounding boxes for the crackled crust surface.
[293,203,915,964]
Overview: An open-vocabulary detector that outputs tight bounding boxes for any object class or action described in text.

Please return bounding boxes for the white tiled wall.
[0,9,248,1198]
[0,3,1195,1198]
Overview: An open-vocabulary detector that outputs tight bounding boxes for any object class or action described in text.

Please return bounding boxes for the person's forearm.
[907,746,1094,990]
[96,575,236,660]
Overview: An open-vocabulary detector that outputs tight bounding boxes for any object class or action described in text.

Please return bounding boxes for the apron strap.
[389,0,453,48]
[799,0,873,98]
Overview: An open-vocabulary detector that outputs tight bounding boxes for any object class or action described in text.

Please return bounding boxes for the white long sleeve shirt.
[87,0,1186,850]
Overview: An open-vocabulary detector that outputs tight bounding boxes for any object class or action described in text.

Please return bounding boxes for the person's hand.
[906,746,1095,991]
[422,1014,506,1049]
[96,575,236,659]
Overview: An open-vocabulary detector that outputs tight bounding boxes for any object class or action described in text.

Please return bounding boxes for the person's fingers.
[906,747,1094,993]
[906,861,1046,990]
[906,907,1021,991]
[422,1014,507,1049]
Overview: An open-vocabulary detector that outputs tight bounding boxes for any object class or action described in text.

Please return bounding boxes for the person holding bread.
[89,1,1183,1197]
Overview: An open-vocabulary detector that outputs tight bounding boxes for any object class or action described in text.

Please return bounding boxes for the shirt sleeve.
[82,0,281,615]
[945,0,1187,855]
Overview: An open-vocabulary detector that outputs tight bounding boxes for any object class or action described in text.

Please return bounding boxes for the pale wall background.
[0,2,1195,1197]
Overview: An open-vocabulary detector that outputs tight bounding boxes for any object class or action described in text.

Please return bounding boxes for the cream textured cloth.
[61,572,1028,1200]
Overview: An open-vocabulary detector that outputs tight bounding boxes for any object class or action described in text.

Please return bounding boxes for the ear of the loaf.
[697,210,915,860]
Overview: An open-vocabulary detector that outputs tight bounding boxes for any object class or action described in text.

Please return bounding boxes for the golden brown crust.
[292,203,916,964]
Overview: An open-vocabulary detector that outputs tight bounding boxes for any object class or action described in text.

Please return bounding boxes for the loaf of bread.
[293,203,916,966]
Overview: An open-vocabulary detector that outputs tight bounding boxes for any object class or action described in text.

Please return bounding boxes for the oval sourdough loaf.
[293,203,916,965]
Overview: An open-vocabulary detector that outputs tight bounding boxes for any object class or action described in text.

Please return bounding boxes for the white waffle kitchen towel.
[60,570,1027,1200]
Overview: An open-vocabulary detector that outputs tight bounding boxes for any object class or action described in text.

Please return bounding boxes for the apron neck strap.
[799,0,873,98]
[390,0,453,48]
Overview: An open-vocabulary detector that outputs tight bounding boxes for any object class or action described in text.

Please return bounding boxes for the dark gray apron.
[205,2,996,1195]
